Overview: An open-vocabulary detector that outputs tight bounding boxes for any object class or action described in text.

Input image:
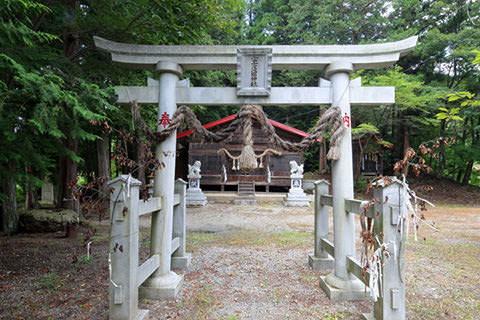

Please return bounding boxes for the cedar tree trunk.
[1,160,18,235]
[96,131,111,196]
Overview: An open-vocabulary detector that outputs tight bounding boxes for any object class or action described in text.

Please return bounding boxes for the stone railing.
[309,178,406,320]
[108,175,190,320]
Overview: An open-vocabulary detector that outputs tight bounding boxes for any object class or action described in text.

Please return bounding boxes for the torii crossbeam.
[95,36,417,315]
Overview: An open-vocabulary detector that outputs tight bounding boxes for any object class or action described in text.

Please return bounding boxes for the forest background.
[1,0,479,234]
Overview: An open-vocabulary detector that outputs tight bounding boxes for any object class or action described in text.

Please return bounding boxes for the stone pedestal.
[140,272,184,300]
[309,254,334,270]
[284,177,310,207]
[319,273,369,301]
[171,254,192,269]
[186,185,207,207]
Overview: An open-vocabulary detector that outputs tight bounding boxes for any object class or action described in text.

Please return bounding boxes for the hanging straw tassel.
[238,113,258,171]
[326,114,345,160]
[239,145,258,171]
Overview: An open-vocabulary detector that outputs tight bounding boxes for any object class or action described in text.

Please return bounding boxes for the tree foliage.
[2,0,480,233]
[0,0,245,233]
[243,0,479,184]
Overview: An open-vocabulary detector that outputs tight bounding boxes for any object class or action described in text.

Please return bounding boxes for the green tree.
[244,0,480,182]
[0,0,112,233]
[359,68,447,174]
[390,0,480,178]
[0,0,245,234]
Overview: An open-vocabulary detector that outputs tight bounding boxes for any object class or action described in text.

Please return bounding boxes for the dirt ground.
[1,200,479,319]
[407,175,480,207]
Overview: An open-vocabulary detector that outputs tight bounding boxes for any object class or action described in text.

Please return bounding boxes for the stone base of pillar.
[137,309,150,320]
[186,199,207,207]
[171,253,191,270]
[361,313,374,320]
[284,189,310,207]
[186,188,207,207]
[319,273,369,301]
[139,271,184,300]
[308,254,334,270]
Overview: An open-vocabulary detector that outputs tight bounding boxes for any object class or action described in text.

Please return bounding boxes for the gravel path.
[1,203,478,319]
[140,203,371,319]
[185,203,316,233]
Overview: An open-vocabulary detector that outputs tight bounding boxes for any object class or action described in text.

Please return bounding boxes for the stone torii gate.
[95,36,417,301]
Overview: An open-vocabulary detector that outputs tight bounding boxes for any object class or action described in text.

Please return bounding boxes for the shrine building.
[176,114,315,192]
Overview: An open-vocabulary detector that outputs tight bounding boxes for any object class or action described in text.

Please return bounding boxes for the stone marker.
[186,161,207,207]
[236,48,272,96]
[39,180,55,208]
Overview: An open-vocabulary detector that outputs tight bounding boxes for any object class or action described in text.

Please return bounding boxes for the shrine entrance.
[95,36,417,319]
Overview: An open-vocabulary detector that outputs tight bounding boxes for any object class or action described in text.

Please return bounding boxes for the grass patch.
[323,312,345,320]
[187,230,311,252]
[272,231,311,247]
[37,273,62,293]
[436,204,470,208]
[408,238,480,271]
[301,276,318,281]
[406,235,480,319]
[187,285,220,320]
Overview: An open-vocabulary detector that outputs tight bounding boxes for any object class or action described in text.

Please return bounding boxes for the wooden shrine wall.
[177,121,303,187]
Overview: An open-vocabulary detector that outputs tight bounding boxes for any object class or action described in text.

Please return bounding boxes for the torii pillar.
[140,61,184,299]
[320,61,365,299]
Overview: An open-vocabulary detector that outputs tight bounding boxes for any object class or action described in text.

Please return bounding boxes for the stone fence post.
[370,179,406,320]
[108,175,143,320]
[171,178,191,269]
[309,180,334,270]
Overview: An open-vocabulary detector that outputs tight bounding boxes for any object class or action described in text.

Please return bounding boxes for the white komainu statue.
[289,160,304,178]
[186,160,207,206]
[188,160,202,179]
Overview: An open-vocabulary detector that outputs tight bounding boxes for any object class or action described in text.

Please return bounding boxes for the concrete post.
[319,62,365,301]
[140,61,184,299]
[171,178,191,269]
[309,180,334,270]
[108,175,147,320]
[371,180,406,320]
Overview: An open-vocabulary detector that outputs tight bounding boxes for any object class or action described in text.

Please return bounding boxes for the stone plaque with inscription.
[237,48,272,96]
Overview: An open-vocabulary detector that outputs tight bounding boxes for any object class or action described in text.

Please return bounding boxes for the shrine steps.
[234,182,257,205]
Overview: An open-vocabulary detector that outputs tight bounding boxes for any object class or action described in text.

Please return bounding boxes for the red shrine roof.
[177,114,322,142]
[177,115,393,150]
[356,135,394,150]
[371,135,394,150]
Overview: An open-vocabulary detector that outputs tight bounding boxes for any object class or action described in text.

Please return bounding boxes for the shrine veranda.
[95,36,418,320]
